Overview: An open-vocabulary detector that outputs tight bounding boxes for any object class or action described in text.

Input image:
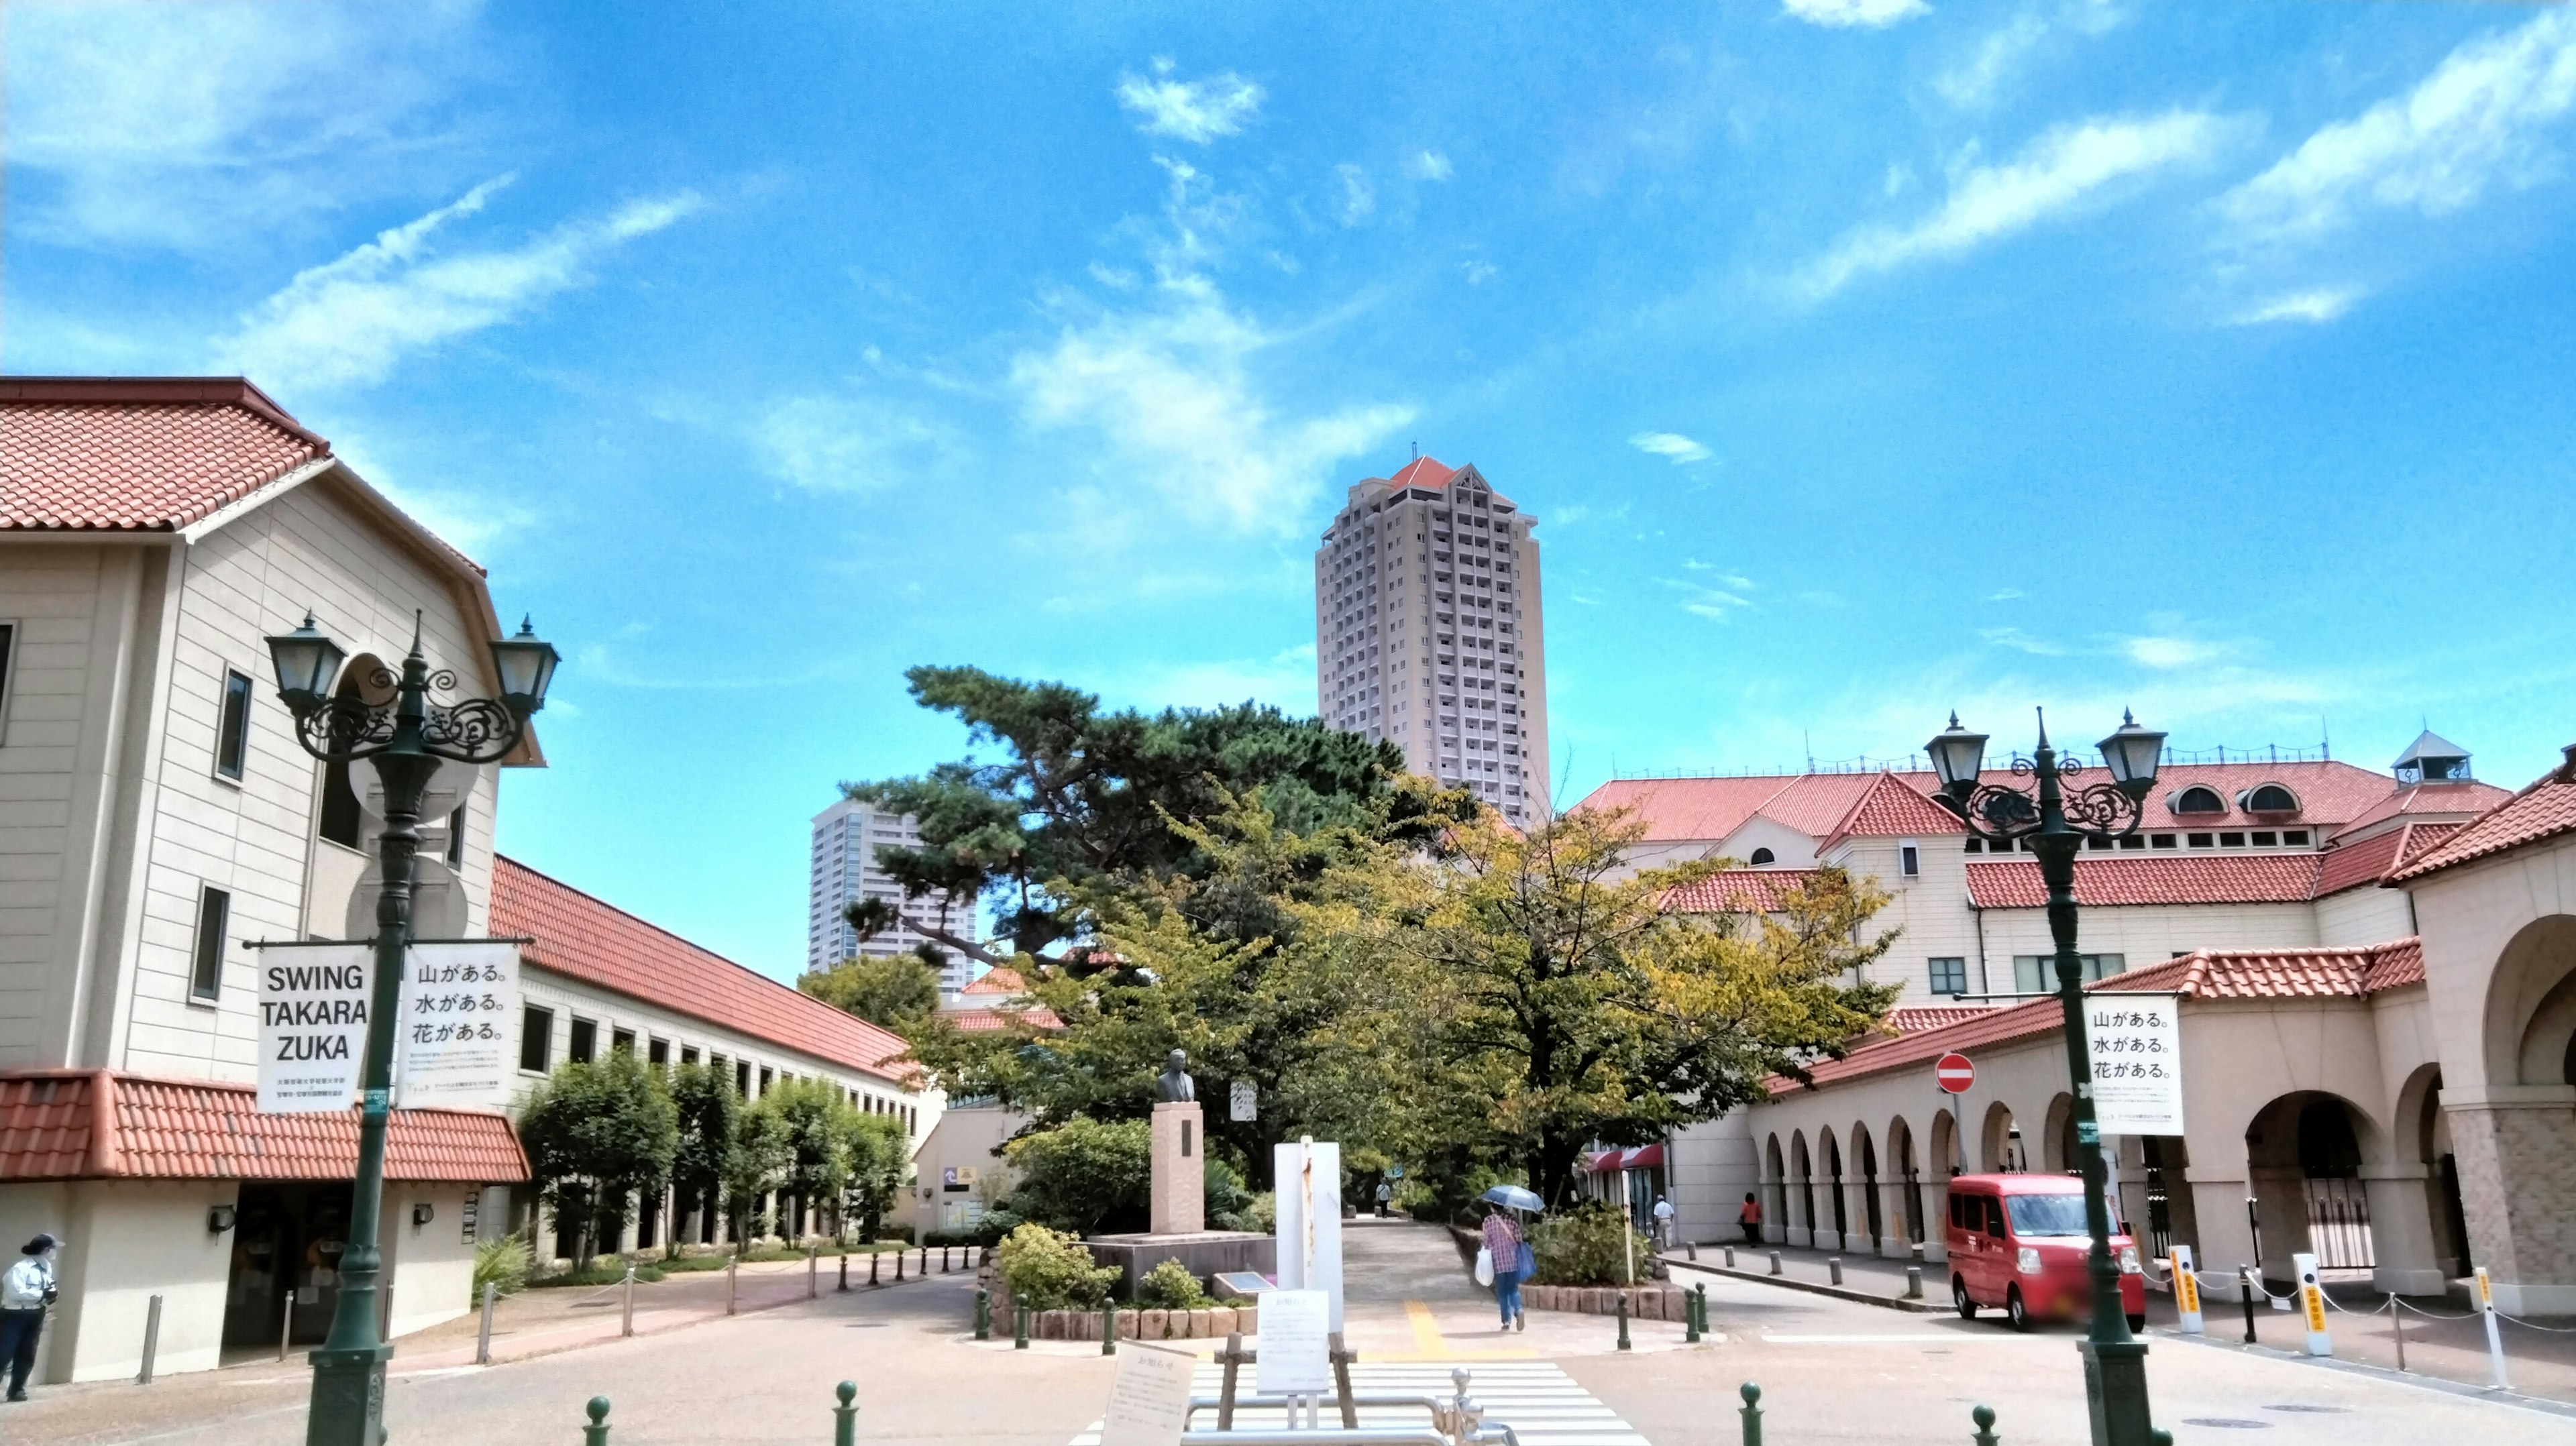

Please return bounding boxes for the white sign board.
[1230,1079,1257,1123]
[2087,993,2183,1135]
[1099,1343,1195,1446]
[1271,1138,1344,1331]
[396,941,520,1110]
[1253,1289,1332,1396]
[257,944,374,1113]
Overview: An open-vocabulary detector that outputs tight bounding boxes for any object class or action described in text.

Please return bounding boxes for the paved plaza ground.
[9,1221,2574,1446]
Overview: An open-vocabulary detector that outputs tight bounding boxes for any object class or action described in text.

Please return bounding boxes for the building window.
[317,676,368,847]
[2151,834,2177,848]
[2169,786,2226,816]
[1749,847,1776,866]
[447,805,467,867]
[1928,957,1968,997]
[2013,954,2125,992]
[521,1007,554,1072]
[2251,831,2277,846]
[2187,832,2214,848]
[0,622,14,742]
[611,1027,636,1054]
[736,1060,752,1095]
[680,1046,700,1066]
[190,886,230,1001]
[2118,834,2146,850]
[759,1066,774,1095]
[1963,838,1983,854]
[647,1038,669,1067]
[2284,830,2310,846]
[2219,832,2246,848]
[215,669,254,781]
[1899,843,1921,877]
[2240,783,2300,815]
[568,1017,596,1063]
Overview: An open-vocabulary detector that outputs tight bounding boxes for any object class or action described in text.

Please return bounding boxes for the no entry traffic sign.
[1935,1052,1976,1094]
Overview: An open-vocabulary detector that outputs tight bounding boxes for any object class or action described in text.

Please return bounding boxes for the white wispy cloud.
[217,180,703,392]
[755,392,967,492]
[2230,288,2365,326]
[1012,289,1413,533]
[1630,431,1713,464]
[2123,634,2229,669]
[1116,58,1265,144]
[1407,150,1456,181]
[1336,164,1377,225]
[1937,12,2049,109]
[1987,588,2025,602]
[1460,261,1500,286]
[7,1,483,249]
[1797,111,2236,298]
[2217,9,2576,249]
[1783,0,1930,29]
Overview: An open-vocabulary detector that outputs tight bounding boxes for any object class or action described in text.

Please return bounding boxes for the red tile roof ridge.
[0,376,329,450]
[1817,771,1968,853]
[491,856,916,1082]
[1964,852,2324,908]
[0,1068,528,1182]
[2390,759,2576,882]
[1662,866,1822,914]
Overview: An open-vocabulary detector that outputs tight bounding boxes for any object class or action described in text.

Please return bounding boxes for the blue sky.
[10,1,2576,980]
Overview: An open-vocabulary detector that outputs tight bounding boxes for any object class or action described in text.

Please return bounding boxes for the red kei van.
[1944,1174,2146,1331]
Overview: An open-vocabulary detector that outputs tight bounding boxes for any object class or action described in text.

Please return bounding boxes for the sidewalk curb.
[2159,1325,2576,1421]
[1662,1256,1938,1314]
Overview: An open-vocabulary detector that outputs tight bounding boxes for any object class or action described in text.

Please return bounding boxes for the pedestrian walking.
[1652,1195,1675,1249]
[1480,1206,1527,1332]
[1375,1181,1393,1219]
[2,1234,61,1402]
[1739,1192,1762,1244]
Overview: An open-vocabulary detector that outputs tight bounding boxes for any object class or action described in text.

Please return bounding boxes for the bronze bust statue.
[1155,1048,1195,1103]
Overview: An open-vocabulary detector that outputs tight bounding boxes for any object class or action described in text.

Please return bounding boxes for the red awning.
[1587,1144,1668,1174]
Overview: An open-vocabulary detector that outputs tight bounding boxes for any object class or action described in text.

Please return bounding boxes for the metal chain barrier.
[2496,1311,2576,1333]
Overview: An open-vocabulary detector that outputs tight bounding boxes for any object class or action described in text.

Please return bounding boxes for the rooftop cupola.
[2392,728,2473,785]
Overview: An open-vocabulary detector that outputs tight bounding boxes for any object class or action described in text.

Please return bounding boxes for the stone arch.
[1820,1127,1848,1245]
[1851,1121,1882,1248]
[1980,1099,2019,1173]
[1789,1130,1815,1245]
[2395,1062,2473,1278]
[1929,1108,1958,1178]
[1764,1133,1788,1243]
[2484,915,2576,1087]
[1884,1115,1921,1247]
[2043,1092,2078,1174]
[2245,1090,2385,1284]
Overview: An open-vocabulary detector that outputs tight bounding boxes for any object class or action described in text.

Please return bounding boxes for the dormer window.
[2238,783,2300,816]
[2392,728,2473,785]
[1749,847,1776,866]
[2169,785,2226,817]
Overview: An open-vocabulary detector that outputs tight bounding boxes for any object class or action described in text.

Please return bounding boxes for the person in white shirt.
[1,1234,60,1402]
[1651,1196,1676,1249]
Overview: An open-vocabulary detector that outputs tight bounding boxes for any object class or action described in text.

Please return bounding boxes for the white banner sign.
[1099,1343,1195,1446]
[1272,1139,1344,1331]
[396,942,520,1111]
[257,944,374,1113]
[1253,1290,1332,1396]
[2087,993,2183,1135]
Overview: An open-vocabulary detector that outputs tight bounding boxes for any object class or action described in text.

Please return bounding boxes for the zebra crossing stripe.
[1068,1361,1649,1446]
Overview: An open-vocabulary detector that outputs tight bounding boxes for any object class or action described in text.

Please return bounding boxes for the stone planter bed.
[1518,1283,1689,1319]
[995,1296,1259,1342]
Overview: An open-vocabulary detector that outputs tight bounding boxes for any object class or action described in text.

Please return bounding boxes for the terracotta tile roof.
[1577,775,1800,844]
[490,856,916,1084]
[1772,938,2424,1094]
[961,966,1027,995]
[2314,822,2459,897]
[943,1005,1062,1034]
[1818,773,1968,853]
[1,378,332,532]
[1882,1005,1999,1035]
[2328,781,2510,841]
[0,1070,527,1182]
[2392,761,2576,882]
[1755,773,1896,837]
[1964,853,2324,909]
[1380,456,1460,490]
[1663,867,1821,914]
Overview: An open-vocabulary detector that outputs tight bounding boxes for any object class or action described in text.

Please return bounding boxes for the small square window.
[2219,832,2247,847]
[1963,838,1984,854]
[2118,834,2146,850]
[190,886,231,1001]
[735,1060,752,1095]
[2284,830,2310,846]
[1928,957,1968,996]
[647,1038,669,1066]
[2084,836,2112,851]
[2151,834,2178,849]
[568,1017,597,1063]
[610,1027,636,1054]
[1900,843,1921,877]
[2251,831,2277,846]
[520,1006,553,1072]
[2187,832,2215,848]
[215,670,254,781]
[680,1046,700,1066]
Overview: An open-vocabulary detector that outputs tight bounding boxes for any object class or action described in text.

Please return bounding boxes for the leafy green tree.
[1367,806,1902,1207]
[1002,1116,1152,1235]
[842,1111,913,1241]
[518,1052,678,1270]
[842,665,1448,965]
[755,1078,858,1237]
[667,1062,738,1255]
[800,950,941,1028]
[724,1100,793,1242]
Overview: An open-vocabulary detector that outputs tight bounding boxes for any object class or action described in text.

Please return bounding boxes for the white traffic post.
[2292,1252,2330,1357]
[2475,1267,2510,1390]
[2170,1245,2203,1335]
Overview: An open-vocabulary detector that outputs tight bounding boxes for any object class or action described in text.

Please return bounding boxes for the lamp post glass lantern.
[1921,708,2163,1446]
[263,610,551,1446]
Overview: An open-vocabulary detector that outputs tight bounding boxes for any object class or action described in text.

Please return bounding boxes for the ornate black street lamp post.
[266,612,557,1446]
[1923,707,2167,1446]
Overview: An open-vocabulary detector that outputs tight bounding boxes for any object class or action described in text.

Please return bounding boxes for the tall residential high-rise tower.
[1313,456,1550,826]
[807,798,973,989]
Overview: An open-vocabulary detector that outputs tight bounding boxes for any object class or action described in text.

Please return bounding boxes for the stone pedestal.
[1152,1099,1205,1235]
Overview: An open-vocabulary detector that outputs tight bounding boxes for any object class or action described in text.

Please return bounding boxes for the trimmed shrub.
[1134,1258,1212,1310]
[1528,1202,1654,1286]
[994,1222,1119,1310]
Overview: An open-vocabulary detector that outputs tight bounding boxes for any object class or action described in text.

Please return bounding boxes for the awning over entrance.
[0,1069,528,1182]
[1587,1144,1666,1174]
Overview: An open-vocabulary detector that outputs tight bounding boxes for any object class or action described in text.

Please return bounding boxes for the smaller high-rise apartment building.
[808,798,969,987]
[1314,456,1550,826]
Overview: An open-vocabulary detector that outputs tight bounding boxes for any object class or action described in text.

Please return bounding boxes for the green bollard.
[1739,1382,1763,1446]
[896,1249,906,1282]
[1102,1297,1119,1355]
[1971,1404,1998,1446]
[584,1396,612,1446]
[1014,1292,1031,1350]
[1615,1290,1632,1351]
[833,1381,858,1446]
[1696,1283,1711,1339]
[975,1285,991,1341]
[869,1250,880,1286]
[1684,1284,1701,1344]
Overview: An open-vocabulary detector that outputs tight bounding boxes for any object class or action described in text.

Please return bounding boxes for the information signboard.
[257,944,374,1113]
[1100,1343,1196,1446]
[1253,1289,1332,1396]
[2087,993,2184,1135]
[395,941,520,1110]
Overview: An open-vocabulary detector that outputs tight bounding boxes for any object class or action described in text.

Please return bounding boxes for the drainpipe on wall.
[1970,895,1990,996]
